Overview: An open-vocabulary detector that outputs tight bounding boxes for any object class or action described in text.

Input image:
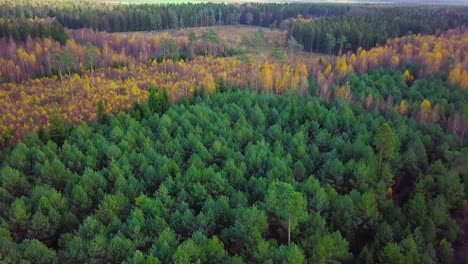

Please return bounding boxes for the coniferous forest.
[0,1,467,263]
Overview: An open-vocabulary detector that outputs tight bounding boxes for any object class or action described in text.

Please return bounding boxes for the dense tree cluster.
[309,27,468,103]
[0,27,251,83]
[289,8,468,54]
[0,89,465,263]
[0,50,309,142]
[2,26,468,142]
[0,2,351,32]
[0,1,467,262]
[346,68,467,138]
[0,17,67,44]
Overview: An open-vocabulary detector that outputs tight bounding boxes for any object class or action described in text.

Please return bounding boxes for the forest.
[0,1,350,31]
[288,8,468,53]
[0,1,467,263]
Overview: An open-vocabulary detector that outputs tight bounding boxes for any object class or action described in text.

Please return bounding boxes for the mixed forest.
[0,1,467,263]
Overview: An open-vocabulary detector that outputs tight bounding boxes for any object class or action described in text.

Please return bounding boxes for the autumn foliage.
[0,53,308,140]
[1,26,468,141]
[308,27,468,83]
[0,28,244,83]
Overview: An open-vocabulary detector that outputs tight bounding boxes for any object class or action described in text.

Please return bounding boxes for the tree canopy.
[0,88,465,263]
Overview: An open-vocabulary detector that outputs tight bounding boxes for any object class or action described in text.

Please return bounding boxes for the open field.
[114,25,329,63]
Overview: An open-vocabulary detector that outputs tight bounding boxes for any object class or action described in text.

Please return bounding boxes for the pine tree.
[374,123,398,173]
[148,86,170,115]
[97,100,106,123]
[265,182,306,245]
[49,108,70,146]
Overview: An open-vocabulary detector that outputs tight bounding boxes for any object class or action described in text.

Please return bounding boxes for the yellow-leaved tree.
[420,99,432,122]
[260,61,273,93]
[398,100,408,115]
[404,69,414,85]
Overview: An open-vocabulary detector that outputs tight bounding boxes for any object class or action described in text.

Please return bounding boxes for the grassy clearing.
[112,25,329,65]
[118,25,285,47]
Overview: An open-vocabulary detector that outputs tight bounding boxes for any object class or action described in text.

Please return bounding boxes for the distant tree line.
[0,3,351,32]
[0,18,67,44]
[2,2,467,55]
[288,8,468,54]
